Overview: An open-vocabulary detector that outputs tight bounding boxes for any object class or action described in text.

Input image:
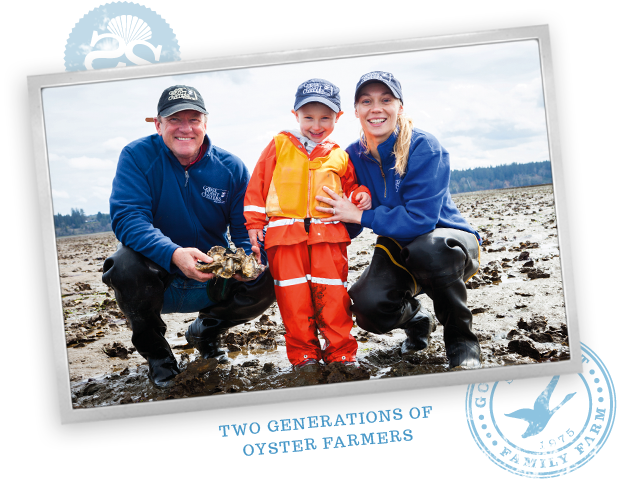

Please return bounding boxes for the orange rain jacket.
[244,132,370,249]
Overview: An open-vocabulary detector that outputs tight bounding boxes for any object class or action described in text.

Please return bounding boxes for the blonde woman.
[316,71,483,369]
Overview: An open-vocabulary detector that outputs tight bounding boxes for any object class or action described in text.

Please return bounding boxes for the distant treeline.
[53,161,551,237]
[54,208,112,237]
[450,161,552,194]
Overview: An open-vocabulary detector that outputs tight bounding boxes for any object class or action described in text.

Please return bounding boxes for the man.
[102,85,275,388]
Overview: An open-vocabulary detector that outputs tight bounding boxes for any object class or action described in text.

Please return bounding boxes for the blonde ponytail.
[393,115,413,177]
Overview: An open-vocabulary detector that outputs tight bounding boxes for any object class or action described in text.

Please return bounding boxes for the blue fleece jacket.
[346,128,481,245]
[109,133,252,275]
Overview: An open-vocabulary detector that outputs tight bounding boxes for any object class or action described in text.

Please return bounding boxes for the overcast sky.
[43,39,548,215]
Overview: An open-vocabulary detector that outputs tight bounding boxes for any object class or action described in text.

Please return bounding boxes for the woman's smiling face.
[354,82,403,146]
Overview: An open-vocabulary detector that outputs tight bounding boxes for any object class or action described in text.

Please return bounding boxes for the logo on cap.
[359,72,393,83]
[302,82,334,96]
[168,88,198,101]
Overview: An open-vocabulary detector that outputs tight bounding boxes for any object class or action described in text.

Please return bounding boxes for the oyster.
[195,246,264,279]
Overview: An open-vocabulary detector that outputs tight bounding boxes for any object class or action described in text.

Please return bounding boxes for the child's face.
[293,102,343,143]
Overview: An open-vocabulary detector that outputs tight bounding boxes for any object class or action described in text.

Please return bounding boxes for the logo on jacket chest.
[201,186,228,204]
[394,172,402,193]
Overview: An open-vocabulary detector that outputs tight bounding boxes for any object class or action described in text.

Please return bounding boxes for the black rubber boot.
[400,295,436,355]
[102,245,180,388]
[185,313,231,363]
[427,280,481,369]
[186,269,276,361]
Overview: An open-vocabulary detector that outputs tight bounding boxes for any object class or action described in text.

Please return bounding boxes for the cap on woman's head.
[354,71,403,104]
[294,78,341,113]
[158,85,208,117]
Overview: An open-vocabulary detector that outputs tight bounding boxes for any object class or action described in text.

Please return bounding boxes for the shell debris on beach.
[56,184,569,408]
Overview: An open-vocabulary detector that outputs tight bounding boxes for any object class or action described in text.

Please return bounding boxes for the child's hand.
[247,228,263,263]
[355,191,372,210]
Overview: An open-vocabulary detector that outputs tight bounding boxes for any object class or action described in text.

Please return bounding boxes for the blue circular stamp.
[466,343,615,477]
[64,2,180,72]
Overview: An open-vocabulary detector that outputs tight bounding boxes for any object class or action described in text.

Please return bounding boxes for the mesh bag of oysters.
[195,246,264,279]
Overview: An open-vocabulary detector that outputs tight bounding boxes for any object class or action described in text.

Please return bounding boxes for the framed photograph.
[29,24,580,423]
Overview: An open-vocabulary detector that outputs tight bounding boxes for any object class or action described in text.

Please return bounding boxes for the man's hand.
[172,247,215,282]
[354,191,372,210]
[248,228,263,264]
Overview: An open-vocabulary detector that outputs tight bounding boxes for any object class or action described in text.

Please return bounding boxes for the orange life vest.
[265,133,348,218]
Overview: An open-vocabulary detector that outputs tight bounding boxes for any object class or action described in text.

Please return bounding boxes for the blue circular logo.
[64,2,180,72]
[466,343,615,477]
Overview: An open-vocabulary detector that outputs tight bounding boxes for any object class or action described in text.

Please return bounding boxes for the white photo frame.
[28,24,581,423]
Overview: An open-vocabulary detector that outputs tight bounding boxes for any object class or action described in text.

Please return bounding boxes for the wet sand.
[57,184,569,408]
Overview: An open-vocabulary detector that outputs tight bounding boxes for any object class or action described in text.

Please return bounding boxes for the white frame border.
[28,24,581,424]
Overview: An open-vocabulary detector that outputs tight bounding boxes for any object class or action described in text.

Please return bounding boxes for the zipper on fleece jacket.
[365,154,387,198]
[180,157,201,247]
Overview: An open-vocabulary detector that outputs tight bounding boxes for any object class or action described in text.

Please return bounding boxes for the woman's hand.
[315,186,363,224]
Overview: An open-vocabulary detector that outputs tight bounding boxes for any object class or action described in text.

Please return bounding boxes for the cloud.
[103,136,130,152]
[67,156,117,170]
[52,189,69,199]
[48,153,65,162]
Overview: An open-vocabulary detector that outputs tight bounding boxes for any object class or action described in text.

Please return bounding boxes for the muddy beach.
[57,184,569,409]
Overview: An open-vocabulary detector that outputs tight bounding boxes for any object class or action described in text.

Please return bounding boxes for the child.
[244,78,372,369]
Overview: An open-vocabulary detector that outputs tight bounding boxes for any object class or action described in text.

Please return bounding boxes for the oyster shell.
[195,246,264,279]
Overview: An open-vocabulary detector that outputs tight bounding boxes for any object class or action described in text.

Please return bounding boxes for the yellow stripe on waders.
[376,234,481,290]
[374,243,420,296]
[465,236,482,282]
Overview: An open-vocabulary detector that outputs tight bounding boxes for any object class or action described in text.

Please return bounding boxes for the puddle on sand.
[370,367,392,379]
[508,232,560,257]
[499,274,525,284]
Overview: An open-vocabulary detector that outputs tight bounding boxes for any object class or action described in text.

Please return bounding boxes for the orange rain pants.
[267,241,358,366]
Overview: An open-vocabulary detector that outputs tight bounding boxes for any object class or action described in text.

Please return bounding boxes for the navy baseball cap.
[354,71,403,104]
[294,79,341,113]
[157,85,208,117]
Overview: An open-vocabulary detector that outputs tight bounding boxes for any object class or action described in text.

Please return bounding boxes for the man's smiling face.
[155,109,207,165]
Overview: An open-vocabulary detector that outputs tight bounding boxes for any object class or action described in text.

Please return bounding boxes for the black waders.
[350,237,436,355]
[103,245,276,387]
[350,229,481,369]
[185,269,276,362]
[102,245,179,388]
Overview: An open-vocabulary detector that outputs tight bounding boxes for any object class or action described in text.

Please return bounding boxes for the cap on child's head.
[294,79,341,113]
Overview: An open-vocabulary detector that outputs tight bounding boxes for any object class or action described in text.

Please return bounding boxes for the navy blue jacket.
[346,128,481,245]
[110,133,252,275]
